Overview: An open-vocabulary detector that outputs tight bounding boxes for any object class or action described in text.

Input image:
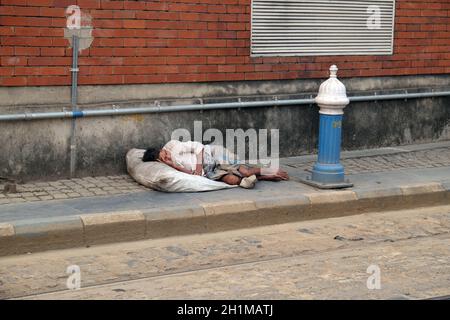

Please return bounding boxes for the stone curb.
[1,181,450,257]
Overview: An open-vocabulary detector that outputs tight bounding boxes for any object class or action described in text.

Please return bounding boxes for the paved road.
[1,204,449,300]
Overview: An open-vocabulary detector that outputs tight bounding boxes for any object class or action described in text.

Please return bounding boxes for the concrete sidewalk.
[1,141,450,256]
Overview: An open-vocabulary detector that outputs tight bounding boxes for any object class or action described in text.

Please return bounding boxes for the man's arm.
[163,141,204,175]
[193,148,204,175]
[183,141,203,176]
[163,158,194,175]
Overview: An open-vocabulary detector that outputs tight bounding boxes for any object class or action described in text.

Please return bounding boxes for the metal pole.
[69,35,79,178]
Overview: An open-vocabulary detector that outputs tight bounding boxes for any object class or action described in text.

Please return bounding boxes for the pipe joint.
[72,110,84,118]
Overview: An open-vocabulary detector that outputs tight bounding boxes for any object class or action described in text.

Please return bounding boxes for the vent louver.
[251,0,396,56]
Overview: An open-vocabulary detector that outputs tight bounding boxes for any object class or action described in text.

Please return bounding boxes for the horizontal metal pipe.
[0,90,449,122]
[349,91,450,102]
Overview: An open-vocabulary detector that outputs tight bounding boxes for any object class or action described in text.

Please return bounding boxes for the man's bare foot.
[259,168,289,181]
[239,165,289,181]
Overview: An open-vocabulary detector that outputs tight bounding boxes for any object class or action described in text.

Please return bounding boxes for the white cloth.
[162,140,205,173]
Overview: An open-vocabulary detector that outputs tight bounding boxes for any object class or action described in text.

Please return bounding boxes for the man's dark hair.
[142,147,160,162]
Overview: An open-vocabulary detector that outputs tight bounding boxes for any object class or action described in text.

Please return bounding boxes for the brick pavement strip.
[0,175,147,205]
[289,147,450,174]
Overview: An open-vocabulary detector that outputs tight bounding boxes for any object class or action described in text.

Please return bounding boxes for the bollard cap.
[315,65,349,115]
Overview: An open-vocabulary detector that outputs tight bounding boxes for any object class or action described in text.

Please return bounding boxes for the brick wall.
[1,0,450,87]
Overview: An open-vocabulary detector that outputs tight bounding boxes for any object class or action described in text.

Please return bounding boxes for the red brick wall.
[1,0,450,87]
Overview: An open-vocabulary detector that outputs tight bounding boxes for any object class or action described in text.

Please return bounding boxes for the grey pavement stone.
[42,187,57,191]
[33,192,49,197]
[13,216,83,236]
[34,182,50,187]
[142,206,207,238]
[53,194,69,200]
[0,203,83,223]
[38,196,54,201]
[81,211,146,246]
[67,193,81,198]
[92,190,108,195]
[21,192,33,197]
[6,194,22,198]
[23,197,40,202]
[6,216,85,255]
[355,187,403,200]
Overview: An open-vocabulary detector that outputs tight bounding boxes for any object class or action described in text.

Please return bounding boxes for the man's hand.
[172,162,194,175]
[160,155,190,174]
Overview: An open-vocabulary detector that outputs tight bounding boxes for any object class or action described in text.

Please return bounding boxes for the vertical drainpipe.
[69,34,79,178]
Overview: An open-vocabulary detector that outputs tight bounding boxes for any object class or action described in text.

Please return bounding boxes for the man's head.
[142,146,172,163]
[142,147,161,162]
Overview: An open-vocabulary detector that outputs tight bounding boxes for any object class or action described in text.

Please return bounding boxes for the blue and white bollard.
[300,65,353,189]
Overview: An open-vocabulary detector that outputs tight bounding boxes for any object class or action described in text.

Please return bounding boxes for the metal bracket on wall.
[198,98,204,113]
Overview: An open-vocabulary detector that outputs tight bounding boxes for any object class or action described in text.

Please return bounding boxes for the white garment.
[162,140,205,173]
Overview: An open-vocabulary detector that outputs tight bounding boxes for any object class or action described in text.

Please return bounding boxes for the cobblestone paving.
[0,175,147,206]
[288,147,450,174]
[2,205,449,299]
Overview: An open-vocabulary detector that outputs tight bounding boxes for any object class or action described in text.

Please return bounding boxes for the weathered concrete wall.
[343,97,450,149]
[0,75,449,182]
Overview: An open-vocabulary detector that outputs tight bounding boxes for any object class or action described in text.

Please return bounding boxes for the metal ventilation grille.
[251,0,395,56]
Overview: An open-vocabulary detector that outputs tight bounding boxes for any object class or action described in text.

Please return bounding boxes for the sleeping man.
[142,140,289,189]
